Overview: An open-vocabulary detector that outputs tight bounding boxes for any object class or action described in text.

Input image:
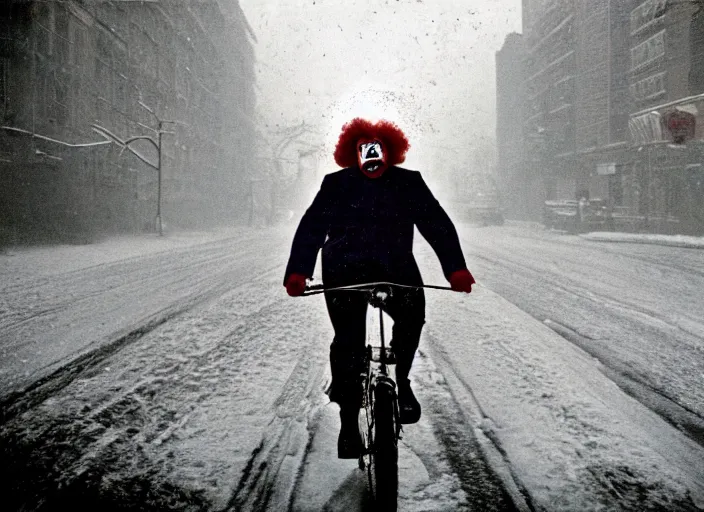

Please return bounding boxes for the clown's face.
[357,139,388,178]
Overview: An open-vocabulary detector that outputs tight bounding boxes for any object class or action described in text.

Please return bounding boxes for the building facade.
[625,0,704,234]
[499,0,703,234]
[522,0,578,202]
[0,0,257,245]
[571,0,630,208]
[496,32,533,219]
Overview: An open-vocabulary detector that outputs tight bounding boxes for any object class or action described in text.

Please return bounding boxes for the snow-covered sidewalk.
[503,219,704,249]
[580,231,704,249]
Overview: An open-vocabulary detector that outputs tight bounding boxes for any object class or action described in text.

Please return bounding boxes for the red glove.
[285,273,308,297]
[449,269,475,293]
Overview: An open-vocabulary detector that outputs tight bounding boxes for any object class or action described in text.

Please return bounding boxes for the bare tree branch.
[1,126,113,148]
[91,124,158,170]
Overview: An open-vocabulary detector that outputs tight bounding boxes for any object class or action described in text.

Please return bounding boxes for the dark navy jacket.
[284,166,467,287]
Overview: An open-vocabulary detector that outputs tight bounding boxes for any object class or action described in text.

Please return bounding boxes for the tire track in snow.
[286,311,517,511]
[573,239,704,278]
[0,262,322,511]
[419,340,534,512]
[225,352,328,512]
[0,234,260,296]
[423,308,702,512]
[496,226,704,278]
[544,319,704,448]
[463,231,704,339]
[459,233,704,429]
[0,260,284,425]
[469,252,701,337]
[0,241,257,335]
[467,243,704,443]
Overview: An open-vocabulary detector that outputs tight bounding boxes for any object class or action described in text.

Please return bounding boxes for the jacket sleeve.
[283,175,332,285]
[410,172,467,279]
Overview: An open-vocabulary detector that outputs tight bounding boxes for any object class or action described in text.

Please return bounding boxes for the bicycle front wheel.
[369,381,398,510]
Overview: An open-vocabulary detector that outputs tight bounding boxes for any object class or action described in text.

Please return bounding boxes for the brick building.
[499,0,703,233]
[569,0,631,209]
[0,0,257,245]
[521,0,578,202]
[520,0,632,205]
[625,0,704,234]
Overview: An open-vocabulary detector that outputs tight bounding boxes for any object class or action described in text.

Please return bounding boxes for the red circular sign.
[663,110,696,144]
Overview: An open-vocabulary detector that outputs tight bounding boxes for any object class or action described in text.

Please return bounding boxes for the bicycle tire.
[369,381,398,510]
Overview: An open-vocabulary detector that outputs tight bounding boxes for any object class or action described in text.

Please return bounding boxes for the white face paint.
[358,141,384,172]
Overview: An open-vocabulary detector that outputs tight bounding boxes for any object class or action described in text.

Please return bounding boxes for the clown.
[284,118,475,458]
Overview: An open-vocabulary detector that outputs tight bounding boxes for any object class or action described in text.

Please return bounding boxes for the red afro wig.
[334,118,410,168]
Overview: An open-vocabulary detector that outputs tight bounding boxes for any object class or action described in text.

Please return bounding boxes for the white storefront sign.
[597,163,617,175]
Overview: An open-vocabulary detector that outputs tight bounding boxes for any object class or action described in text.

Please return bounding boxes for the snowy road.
[1,225,704,511]
[459,224,704,441]
[0,228,288,402]
[0,228,513,511]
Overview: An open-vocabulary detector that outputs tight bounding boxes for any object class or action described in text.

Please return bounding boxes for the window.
[53,72,68,126]
[631,30,665,70]
[630,72,666,101]
[114,73,128,114]
[0,59,8,119]
[630,0,667,35]
[550,76,573,110]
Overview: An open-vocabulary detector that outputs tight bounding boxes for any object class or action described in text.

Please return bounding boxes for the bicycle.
[304,281,451,510]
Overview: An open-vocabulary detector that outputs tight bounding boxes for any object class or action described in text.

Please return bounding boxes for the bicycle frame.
[367,286,394,372]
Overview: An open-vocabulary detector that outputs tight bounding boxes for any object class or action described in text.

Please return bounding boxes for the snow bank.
[581,232,704,249]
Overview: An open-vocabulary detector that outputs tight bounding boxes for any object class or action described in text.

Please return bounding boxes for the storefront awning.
[629,94,704,145]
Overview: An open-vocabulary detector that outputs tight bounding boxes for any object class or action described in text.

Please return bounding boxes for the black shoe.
[338,408,362,459]
[397,379,421,424]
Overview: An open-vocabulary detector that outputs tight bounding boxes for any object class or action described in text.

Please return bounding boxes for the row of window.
[630,71,666,102]
[630,0,667,36]
[631,30,665,71]
[528,55,669,117]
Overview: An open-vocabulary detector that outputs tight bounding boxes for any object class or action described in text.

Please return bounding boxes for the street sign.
[663,110,696,144]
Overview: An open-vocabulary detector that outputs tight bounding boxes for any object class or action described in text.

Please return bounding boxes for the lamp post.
[92,103,181,236]
[157,121,163,235]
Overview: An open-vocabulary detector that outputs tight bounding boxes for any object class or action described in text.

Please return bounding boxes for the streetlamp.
[92,102,182,236]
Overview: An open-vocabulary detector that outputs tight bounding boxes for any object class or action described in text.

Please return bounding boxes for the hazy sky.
[239,0,521,176]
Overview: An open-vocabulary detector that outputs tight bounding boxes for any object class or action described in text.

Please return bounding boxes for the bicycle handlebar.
[302,281,453,296]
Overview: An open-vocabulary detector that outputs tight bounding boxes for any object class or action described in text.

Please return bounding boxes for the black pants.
[324,286,425,407]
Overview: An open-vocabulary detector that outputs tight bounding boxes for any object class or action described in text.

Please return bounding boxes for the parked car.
[451,190,504,226]
[542,200,579,231]
[468,191,505,225]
